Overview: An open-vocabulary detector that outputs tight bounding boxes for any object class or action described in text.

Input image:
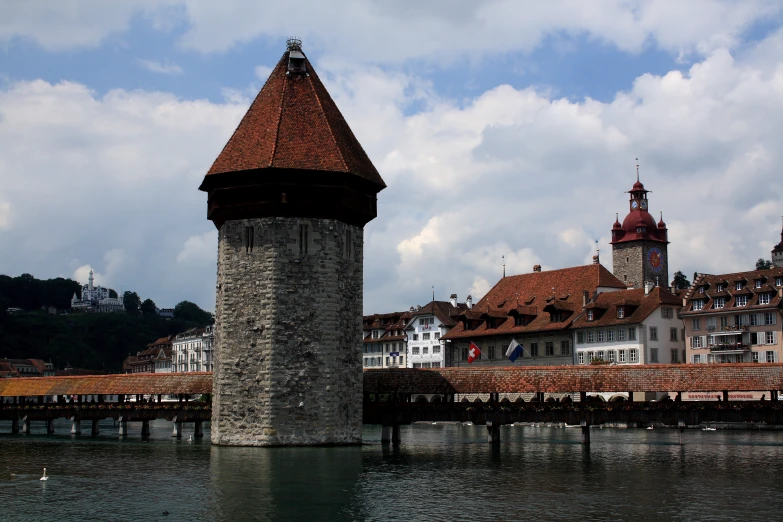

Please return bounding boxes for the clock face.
[648,247,663,272]
[640,200,648,210]
[631,200,639,210]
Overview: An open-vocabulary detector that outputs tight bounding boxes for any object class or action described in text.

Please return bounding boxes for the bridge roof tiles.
[363,364,783,394]
[0,373,213,397]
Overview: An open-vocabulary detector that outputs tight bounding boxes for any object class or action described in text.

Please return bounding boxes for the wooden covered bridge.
[2,365,783,443]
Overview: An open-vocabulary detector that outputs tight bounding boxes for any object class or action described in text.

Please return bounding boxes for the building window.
[736,282,743,291]
[750,314,759,326]
[692,336,703,348]
[776,277,782,287]
[720,316,729,330]
[671,349,679,363]
[617,307,624,319]
[596,350,604,361]
[578,352,585,364]
[650,348,658,363]
[345,229,353,260]
[756,280,763,289]
[693,354,702,364]
[699,287,705,294]
[530,343,539,357]
[693,300,703,311]
[736,295,748,306]
[434,332,440,339]
[714,298,725,309]
[545,342,554,356]
[587,351,594,362]
[244,226,254,253]
[670,327,678,341]
[759,293,771,305]
[587,331,595,343]
[661,307,672,319]
[608,350,616,362]
[423,333,431,340]
[299,224,309,256]
[767,351,776,363]
[587,310,594,321]
[619,350,627,363]
[752,351,760,363]
[692,318,701,331]
[629,349,639,363]
[423,347,429,355]
[385,357,389,366]
[432,362,441,368]
[717,284,725,292]
[618,329,626,341]
[598,330,605,342]
[765,312,776,325]
[561,340,571,356]
[577,332,585,344]
[412,333,418,341]
[412,347,420,355]
[649,327,658,341]
[607,330,615,342]
[628,327,636,341]
[433,346,441,354]
[766,331,775,345]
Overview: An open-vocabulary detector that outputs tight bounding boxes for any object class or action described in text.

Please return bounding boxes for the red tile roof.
[682,268,783,315]
[363,364,783,393]
[442,264,625,340]
[570,287,682,328]
[0,373,213,396]
[200,49,385,190]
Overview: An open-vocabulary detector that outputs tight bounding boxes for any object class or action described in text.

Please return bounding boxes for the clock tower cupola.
[611,162,669,289]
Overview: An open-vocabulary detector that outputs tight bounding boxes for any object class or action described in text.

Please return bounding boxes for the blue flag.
[506,339,523,362]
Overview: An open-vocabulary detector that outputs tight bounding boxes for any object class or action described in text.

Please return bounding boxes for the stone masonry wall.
[211,217,363,446]
[612,241,669,289]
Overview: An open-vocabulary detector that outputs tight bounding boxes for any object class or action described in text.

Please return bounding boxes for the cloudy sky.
[2,1,783,314]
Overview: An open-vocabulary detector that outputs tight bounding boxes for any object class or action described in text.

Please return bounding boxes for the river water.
[1,418,782,521]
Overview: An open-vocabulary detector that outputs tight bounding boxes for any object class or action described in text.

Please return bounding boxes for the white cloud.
[2,0,781,62]
[0,201,11,229]
[177,231,217,265]
[137,58,183,75]
[72,249,126,289]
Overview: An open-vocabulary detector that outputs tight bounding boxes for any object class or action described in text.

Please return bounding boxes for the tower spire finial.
[635,158,639,182]
[502,255,506,278]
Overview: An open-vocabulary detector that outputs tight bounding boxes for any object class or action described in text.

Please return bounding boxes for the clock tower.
[611,174,669,289]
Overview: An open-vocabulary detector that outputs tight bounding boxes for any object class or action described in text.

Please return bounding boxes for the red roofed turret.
[199,39,386,228]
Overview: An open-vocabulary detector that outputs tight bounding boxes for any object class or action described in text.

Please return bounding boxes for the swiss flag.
[467,342,481,364]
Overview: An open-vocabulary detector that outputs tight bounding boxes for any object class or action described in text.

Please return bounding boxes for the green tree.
[141,298,158,318]
[673,270,691,290]
[756,258,773,270]
[174,301,214,326]
[123,291,141,316]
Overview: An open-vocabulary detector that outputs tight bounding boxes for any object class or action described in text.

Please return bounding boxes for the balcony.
[709,343,750,353]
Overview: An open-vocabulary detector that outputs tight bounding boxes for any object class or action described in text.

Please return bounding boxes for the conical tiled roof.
[200,47,385,191]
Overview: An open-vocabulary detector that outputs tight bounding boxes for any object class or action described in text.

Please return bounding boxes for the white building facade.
[71,270,124,312]
[405,296,468,368]
[172,326,214,372]
[363,311,410,369]
[573,285,685,366]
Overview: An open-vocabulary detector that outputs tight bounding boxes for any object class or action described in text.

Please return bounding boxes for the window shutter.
[772,314,778,326]
[757,313,764,326]
[689,336,693,348]
[774,331,778,345]
[743,332,751,345]
[701,336,707,348]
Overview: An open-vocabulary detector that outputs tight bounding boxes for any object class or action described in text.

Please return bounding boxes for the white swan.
[40,468,48,481]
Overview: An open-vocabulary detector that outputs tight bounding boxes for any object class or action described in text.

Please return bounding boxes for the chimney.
[416,305,421,311]
[533,265,542,273]
[450,293,458,307]
[466,295,473,309]
[592,255,599,265]
[644,281,653,296]
[582,291,589,307]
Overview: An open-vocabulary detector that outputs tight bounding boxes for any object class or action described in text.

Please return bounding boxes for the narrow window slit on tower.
[345,228,353,260]
[299,224,309,256]
[245,226,254,253]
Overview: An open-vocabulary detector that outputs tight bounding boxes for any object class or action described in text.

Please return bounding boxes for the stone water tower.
[199,39,386,446]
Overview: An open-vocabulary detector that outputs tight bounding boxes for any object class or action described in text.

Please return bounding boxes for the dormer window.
[617,307,625,319]
[636,226,646,233]
[716,284,725,292]
[776,277,783,287]
[755,280,763,289]
[735,282,743,291]
[714,298,725,309]
[759,293,771,305]
[693,300,704,311]
[736,295,748,306]
[698,287,705,294]
[587,310,594,321]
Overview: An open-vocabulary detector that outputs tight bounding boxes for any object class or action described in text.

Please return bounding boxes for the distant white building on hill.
[71,270,124,312]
